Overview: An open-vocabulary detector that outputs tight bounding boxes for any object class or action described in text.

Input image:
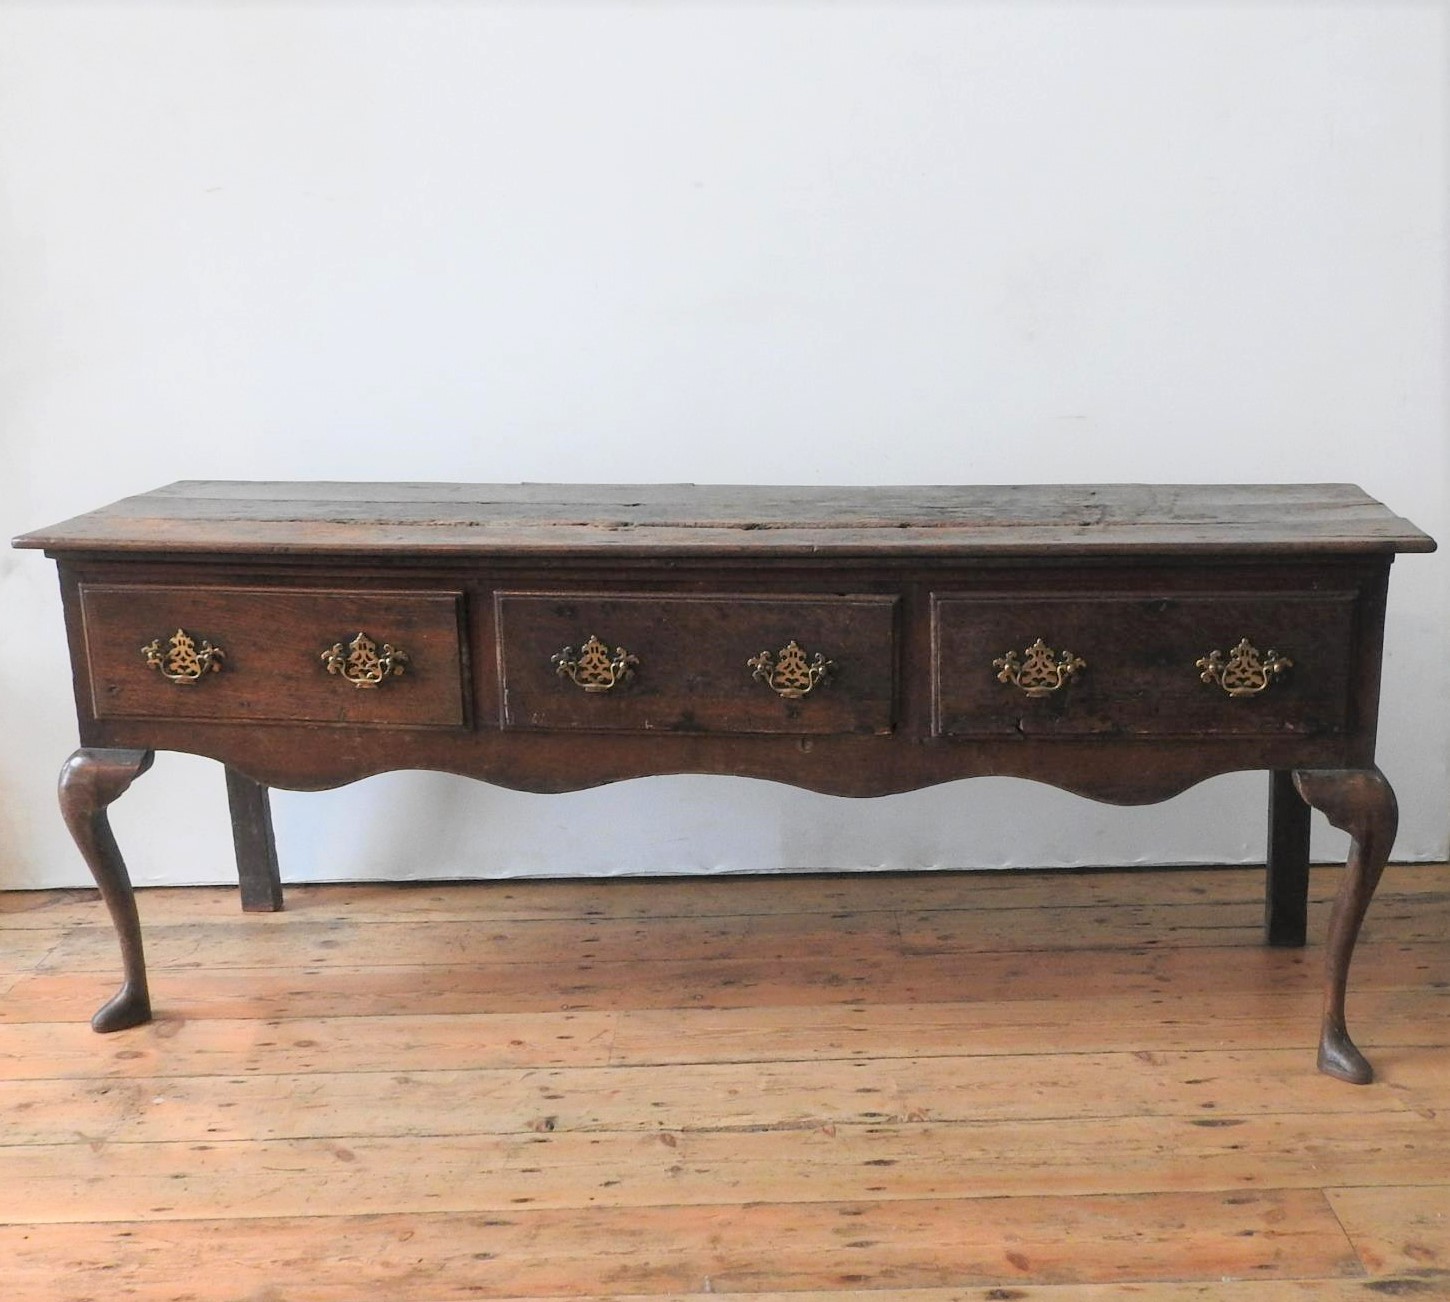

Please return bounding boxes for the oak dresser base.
[15,481,1436,1084]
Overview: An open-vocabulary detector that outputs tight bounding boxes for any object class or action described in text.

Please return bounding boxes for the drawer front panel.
[932,592,1357,738]
[81,585,467,727]
[497,592,897,734]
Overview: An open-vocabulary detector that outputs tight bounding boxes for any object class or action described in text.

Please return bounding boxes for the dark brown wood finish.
[1267,770,1313,947]
[79,584,468,727]
[224,768,283,913]
[12,482,1436,1083]
[496,592,898,735]
[56,747,155,1031]
[1291,767,1399,1085]
[932,587,1359,739]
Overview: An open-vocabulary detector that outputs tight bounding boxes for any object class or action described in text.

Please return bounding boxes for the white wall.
[2,1,1445,889]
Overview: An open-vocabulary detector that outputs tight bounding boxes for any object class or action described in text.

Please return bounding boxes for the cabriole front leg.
[57,747,155,1032]
[1292,767,1398,1085]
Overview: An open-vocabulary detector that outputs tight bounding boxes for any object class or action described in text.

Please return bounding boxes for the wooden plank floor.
[2,863,1449,1300]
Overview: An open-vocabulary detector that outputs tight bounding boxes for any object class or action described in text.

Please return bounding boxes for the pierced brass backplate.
[323,632,409,689]
[1197,638,1292,697]
[553,635,638,692]
[994,639,1085,698]
[748,641,833,699]
[142,628,225,684]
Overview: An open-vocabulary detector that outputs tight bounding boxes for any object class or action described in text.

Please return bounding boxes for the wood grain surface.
[13,481,1436,556]
[2,863,1446,1299]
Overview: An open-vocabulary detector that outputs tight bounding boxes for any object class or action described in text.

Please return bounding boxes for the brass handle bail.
[553,636,638,692]
[994,639,1084,697]
[1197,638,1291,696]
[323,632,409,688]
[749,641,833,699]
[142,629,226,684]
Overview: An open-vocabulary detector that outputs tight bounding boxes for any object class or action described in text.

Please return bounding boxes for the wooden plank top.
[12,481,1436,559]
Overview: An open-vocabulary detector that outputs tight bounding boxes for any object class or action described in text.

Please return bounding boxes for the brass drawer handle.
[1197,638,1291,697]
[142,628,226,684]
[553,636,638,692]
[994,639,1084,697]
[323,632,410,689]
[749,641,833,699]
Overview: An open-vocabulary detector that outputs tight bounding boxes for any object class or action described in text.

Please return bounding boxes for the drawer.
[932,591,1358,738]
[80,584,468,727]
[496,592,897,734]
